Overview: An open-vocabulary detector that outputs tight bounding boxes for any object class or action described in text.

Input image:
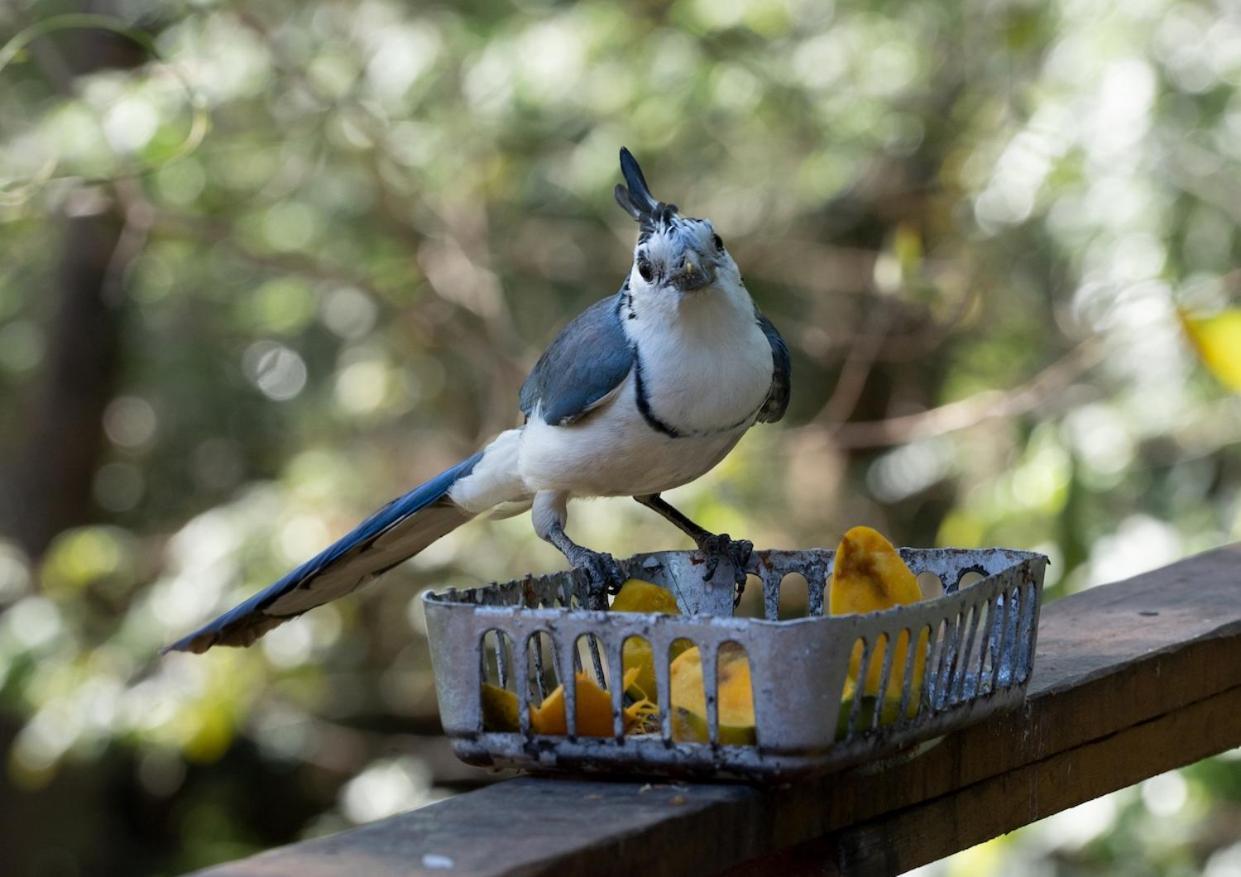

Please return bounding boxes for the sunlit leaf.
[1180,309,1241,393]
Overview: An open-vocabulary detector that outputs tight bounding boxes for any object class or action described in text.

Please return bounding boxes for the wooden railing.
[193,544,1241,877]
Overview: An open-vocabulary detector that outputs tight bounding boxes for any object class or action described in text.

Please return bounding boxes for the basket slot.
[560,632,614,738]
[870,632,895,732]
[573,633,610,693]
[923,617,951,711]
[620,633,660,729]
[661,638,693,742]
[949,609,971,707]
[1016,583,1038,684]
[989,586,1016,692]
[779,572,812,620]
[916,571,945,600]
[496,633,512,689]
[478,628,513,690]
[733,573,762,619]
[896,624,931,725]
[718,641,754,746]
[953,603,984,703]
[986,589,1006,694]
[979,590,1001,694]
[1004,583,1026,688]
[844,636,877,739]
[956,567,988,591]
[937,610,965,711]
[477,629,516,733]
[948,607,977,704]
[974,593,998,697]
[581,634,607,689]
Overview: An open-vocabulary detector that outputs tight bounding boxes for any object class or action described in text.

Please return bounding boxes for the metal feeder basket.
[424,547,1047,781]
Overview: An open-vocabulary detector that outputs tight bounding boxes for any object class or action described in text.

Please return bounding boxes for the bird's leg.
[545,521,625,608]
[534,491,624,609]
[635,494,752,597]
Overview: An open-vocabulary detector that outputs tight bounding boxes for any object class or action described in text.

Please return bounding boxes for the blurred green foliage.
[0,0,1239,874]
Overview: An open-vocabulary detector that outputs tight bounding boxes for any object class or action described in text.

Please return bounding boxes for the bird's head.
[613,147,741,300]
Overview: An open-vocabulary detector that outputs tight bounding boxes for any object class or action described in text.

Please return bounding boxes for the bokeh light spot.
[243,341,308,401]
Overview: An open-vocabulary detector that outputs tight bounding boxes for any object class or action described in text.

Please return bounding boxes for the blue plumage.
[518,293,634,426]
[165,452,482,653]
[756,311,791,423]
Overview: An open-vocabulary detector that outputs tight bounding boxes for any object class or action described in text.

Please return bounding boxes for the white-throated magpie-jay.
[167,148,790,653]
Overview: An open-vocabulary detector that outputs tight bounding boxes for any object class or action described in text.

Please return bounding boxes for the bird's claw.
[696,533,752,596]
[568,547,625,609]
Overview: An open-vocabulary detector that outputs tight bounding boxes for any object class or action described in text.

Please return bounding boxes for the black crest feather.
[613,147,662,222]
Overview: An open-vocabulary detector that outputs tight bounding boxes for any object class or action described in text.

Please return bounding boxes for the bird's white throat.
[623,278,773,436]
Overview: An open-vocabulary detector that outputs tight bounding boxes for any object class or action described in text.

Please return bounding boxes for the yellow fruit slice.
[830,526,922,616]
[530,668,650,737]
[829,526,928,715]
[668,644,756,745]
[610,578,679,614]
[480,683,519,732]
[611,578,683,701]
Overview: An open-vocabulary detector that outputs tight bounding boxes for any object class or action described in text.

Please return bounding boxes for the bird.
[166,148,790,654]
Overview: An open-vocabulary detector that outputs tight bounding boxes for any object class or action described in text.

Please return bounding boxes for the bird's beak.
[674,252,714,291]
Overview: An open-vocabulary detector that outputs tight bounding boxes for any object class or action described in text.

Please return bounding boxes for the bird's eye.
[637,257,654,282]
[712,233,724,252]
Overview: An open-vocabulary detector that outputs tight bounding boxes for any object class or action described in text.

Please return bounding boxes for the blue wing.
[164,453,482,653]
[519,291,634,426]
[756,310,791,423]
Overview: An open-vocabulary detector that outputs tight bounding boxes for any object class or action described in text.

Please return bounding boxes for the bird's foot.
[696,533,752,602]
[566,546,625,609]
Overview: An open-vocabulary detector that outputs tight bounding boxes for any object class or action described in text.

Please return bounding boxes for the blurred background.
[1,0,1239,874]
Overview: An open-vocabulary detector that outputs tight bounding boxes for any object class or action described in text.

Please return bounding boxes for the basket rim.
[421,545,1049,629]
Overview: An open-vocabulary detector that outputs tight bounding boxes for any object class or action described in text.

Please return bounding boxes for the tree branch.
[798,339,1104,450]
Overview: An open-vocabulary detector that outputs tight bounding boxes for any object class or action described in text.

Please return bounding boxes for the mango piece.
[480,683,519,732]
[610,578,679,614]
[830,526,929,718]
[830,526,922,616]
[530,669,651,737]
[669,644,756,745]
[611,578,683,701]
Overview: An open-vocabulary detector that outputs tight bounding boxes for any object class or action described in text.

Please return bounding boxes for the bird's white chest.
[518,380,750,497]
[625,294,773,436]
[515,285,775,499]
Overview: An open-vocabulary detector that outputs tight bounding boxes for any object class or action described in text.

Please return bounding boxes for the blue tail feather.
[164,452,483,654]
